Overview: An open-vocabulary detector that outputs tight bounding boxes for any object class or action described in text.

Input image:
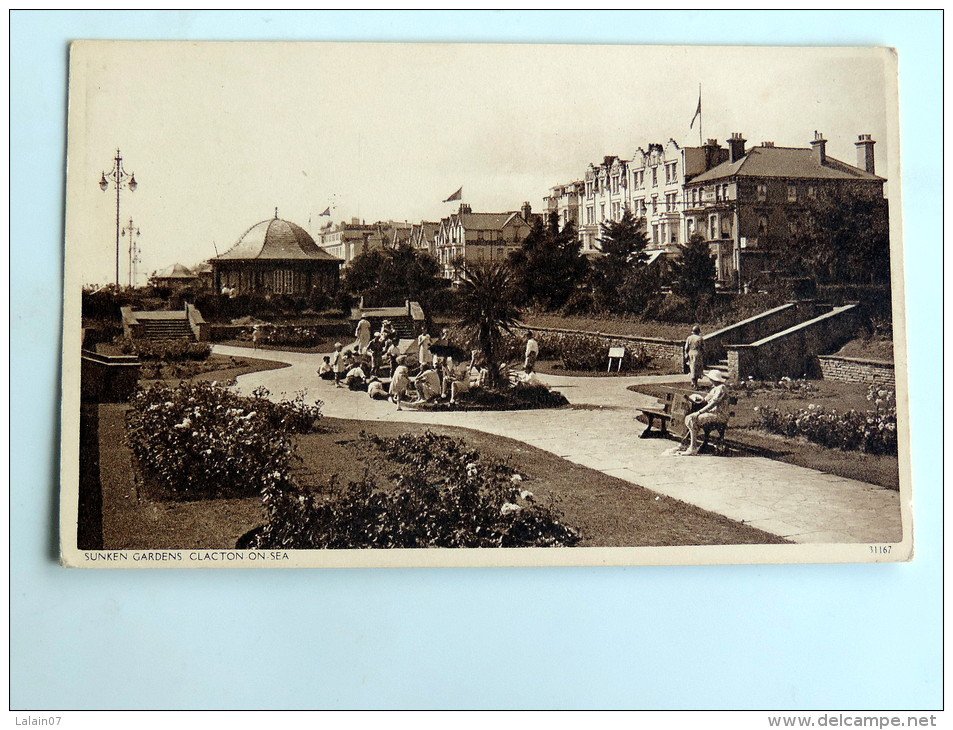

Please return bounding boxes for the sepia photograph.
[61,41,911,568]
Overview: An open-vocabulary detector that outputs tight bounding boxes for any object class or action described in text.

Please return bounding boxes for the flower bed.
[236,325,330,348]
[115,336,211,361]
[737,376,819,398]
[126,382,323,500]
[756,385,897,455]
[247,431,581,549]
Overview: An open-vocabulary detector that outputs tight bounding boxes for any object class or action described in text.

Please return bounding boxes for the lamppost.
[98,149,137,287]
[122,217,141,288]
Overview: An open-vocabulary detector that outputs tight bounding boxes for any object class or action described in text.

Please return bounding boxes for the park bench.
[638,390,738,455]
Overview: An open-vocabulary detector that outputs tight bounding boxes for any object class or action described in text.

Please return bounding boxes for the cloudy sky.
[66,42,895,285]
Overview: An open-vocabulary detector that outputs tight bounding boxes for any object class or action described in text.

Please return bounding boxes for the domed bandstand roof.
[216,214,341,262]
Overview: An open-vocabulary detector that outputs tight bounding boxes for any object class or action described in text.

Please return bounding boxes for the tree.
[456,261,521,388]
[671,233,717,313]
[590,208,652,312]
[508,211,588,311]
[771,192,890,286]
[343,244,449,326]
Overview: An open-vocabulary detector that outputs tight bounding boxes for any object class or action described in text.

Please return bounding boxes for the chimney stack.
[810,131,827,166]
[703,138,722,170]
[728,132,747,163]
[521,201,533,221]
[459,203,472,214]
[855,134,876,174]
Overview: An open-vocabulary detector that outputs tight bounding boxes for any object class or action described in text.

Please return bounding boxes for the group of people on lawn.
[317,318,541,411]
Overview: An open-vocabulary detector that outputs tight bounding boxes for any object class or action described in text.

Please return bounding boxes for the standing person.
[386,337,401,376]
[389,355,411,411]
[367,333,385,376]
[251,324,262,351]
[524,331,539,371]
[331,342,346,388]
[417,331,433,368]
[678,370,730,456]
[684,325,706,390]
[354,316,372,354]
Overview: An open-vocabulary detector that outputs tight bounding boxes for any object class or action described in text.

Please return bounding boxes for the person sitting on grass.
[367,376,388,400]
[389,355,411,411]
[318,355,334,380]
[677,369,731,456]
[516,364,540,387]
[344,362,368,391]
[412,363,441,403]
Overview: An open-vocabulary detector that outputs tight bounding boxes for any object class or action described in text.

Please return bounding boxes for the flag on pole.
[690,90,702,129]
[319,207,331,216]
[443,187,463,203]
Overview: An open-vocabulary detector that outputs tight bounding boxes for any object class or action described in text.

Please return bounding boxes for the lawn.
[628,379,899,490]
[215,337,343,354]
[138,353,289,386]
[521,313,705,341]
[94,405,787,550]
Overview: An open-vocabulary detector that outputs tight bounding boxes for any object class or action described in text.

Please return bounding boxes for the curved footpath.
[214,344,902,544]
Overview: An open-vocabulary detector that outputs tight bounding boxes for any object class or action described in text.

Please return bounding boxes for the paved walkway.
[215,344,902,544]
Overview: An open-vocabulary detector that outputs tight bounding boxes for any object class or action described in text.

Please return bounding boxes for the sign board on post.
[607,346,625,372]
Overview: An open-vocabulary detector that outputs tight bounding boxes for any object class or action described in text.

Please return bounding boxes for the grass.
[628,379,899,490]
[521,313,707,341]
[534,358,683,378]
[834,336,894,362]
[139,353,289,387]
[95,407,787,550]
[216,337,342,354]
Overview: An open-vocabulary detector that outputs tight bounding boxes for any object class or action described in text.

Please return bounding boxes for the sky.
[66,42,895,285]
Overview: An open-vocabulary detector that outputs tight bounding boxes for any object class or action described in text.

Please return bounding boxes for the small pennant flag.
[319,207,331,216]
[443,187,463,203]
[690,90,702,129]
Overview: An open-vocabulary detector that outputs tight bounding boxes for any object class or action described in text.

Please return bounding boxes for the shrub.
[551,333,652,372]
[126,382,322,500]
[114,336,211,361]
[237,324,328,348]
[755,387,897,455]
[737,376,819,398]
[249,432,581,549]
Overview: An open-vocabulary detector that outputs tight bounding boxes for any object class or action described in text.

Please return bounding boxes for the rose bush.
[248,431,581,549]
[126,382,322,500]
[756,386,897,455]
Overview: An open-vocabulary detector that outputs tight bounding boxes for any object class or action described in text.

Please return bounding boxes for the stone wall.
[727,304,860,380]
[818,355,895,386]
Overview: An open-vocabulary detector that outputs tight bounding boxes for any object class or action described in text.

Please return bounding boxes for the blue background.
[10,10,942,710]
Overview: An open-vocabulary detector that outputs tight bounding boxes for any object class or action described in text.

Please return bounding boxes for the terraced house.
[434,203,534,280]
[682,132,886,288]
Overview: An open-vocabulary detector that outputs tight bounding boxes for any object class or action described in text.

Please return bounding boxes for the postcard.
[60,41,911,567]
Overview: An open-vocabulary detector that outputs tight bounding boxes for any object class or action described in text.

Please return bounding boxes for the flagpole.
[698,83,703,147]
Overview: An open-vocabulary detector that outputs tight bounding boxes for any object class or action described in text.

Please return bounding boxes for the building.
[568,140,728,252]
[318,219,388,266]
[434,203,534,280]
[212,214,342,296]
[682,132,886,287]
[544,181,584,231]
[409,221,440,257]
[149,263,199,291]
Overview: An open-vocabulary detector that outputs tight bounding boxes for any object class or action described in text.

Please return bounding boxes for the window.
[586,181,593,198]
[787,184,797,202]
[807,185,817,199]
[586,206,594,224]
[651,196,658,216]
[722,184,729,200]
[600,203,606,220]
[757,184,767,202]
[671,161,678,182]
[652,166,658,186]
[714,186,721,202]
[666,192,677,212]
[788,218,799,235]
[652,224,659,244]
[611,201,620,219]
[758,215,769,235]
[612,175,620,194]
[709,215,717,239]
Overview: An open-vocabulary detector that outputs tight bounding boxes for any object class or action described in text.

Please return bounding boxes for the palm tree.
[456,261,521,387]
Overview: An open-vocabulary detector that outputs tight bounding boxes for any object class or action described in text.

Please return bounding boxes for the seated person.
[367,376,388,400]
[318,355,334,380]
[677,369,731,456]
[516,364,540,387]
[445,359,487,405]
[344,363,368,390]
[412,363,441,403]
